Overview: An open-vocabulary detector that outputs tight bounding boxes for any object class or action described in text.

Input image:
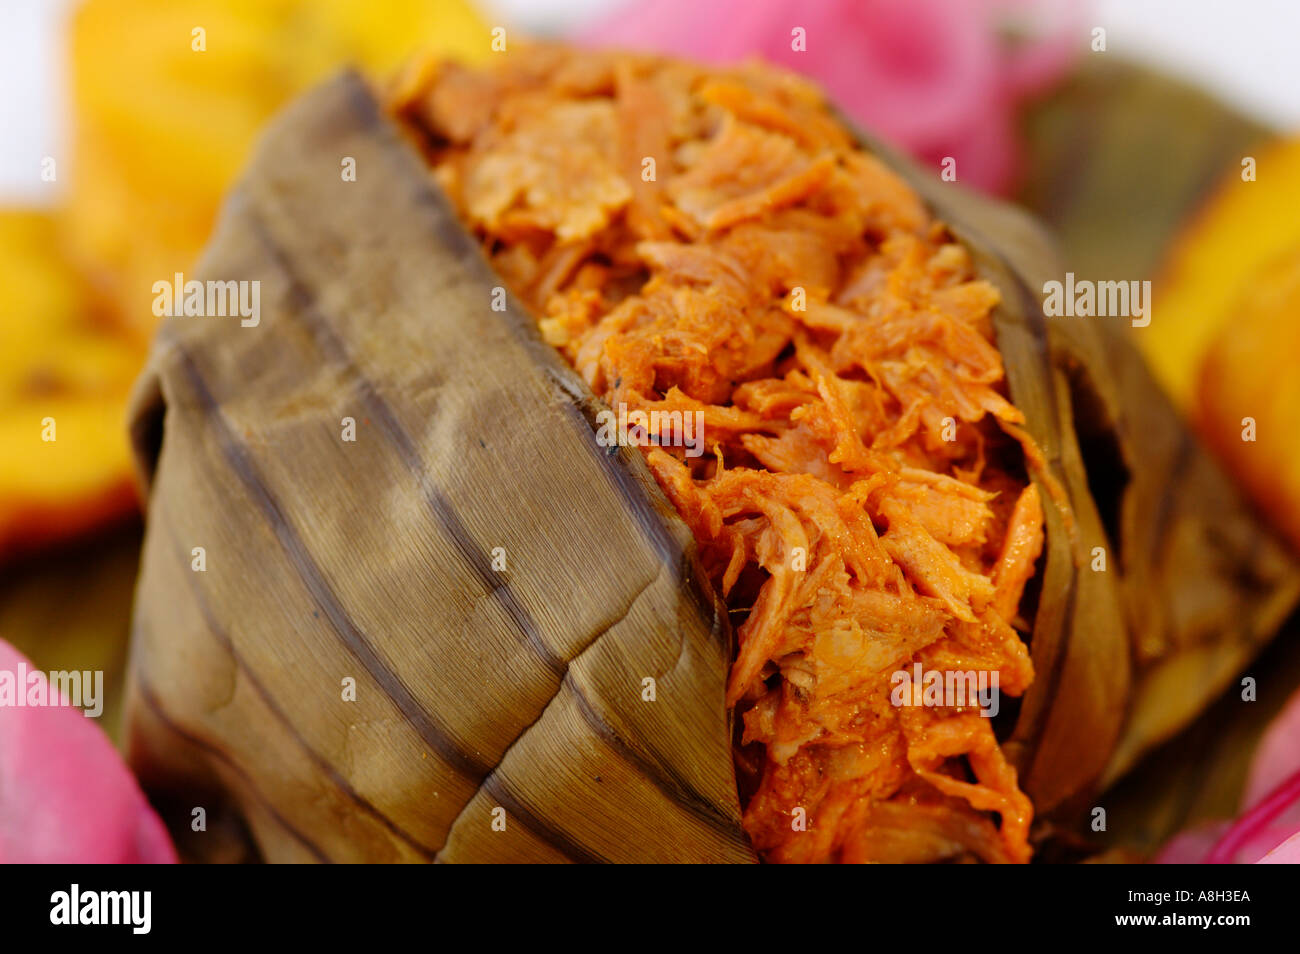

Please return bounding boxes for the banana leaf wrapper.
[123,72,1300,863]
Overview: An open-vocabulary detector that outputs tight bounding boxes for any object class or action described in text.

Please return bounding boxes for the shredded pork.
[390,45,1046,863]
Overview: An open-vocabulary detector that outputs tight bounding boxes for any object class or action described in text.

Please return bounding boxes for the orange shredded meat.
[391,45,1047,864]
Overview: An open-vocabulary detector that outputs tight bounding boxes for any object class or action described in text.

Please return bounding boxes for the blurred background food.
[66,0,490,345]
[3,0,491,573]
[0,209,137,558]
[2,0,1299,861]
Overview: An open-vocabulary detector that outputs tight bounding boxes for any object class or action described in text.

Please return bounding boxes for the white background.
[2,0,1298,203]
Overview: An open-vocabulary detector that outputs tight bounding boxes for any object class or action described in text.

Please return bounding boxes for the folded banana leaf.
[880,147,1300,803]
[124,71,1300,862]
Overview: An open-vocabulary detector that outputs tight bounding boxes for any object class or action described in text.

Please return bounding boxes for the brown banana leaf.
[880,151,1300,804]
[124,71,1300,862]
[1016,57,1300,851]
[124,72,751,864]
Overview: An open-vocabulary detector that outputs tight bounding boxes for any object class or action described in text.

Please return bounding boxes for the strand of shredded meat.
[389,44,1046,864]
